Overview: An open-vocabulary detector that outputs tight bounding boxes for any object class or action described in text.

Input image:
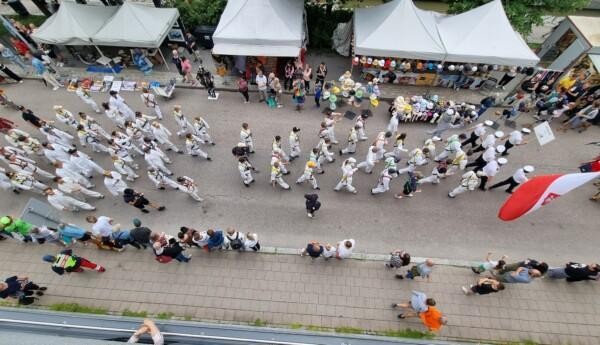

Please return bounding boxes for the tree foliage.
[165,0,226,29]
[447,0,590,36]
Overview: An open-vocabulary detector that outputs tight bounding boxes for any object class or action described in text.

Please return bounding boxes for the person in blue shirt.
[26,51,61,90]
[57,223,93,246]
[0,43,27,71]
[498,267,541,284]
[206,228,224,251]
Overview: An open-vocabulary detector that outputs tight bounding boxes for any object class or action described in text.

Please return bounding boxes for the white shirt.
[256,75,267,90]
[481,134,495,149]
[92,216,113,237]
[244,233,258,250]
[512,168,528,183]
[482,146,496,162]
[47,190,72,210]
[365,147,377,164]
[322,246,336,258]
[482,160,499,177]
[508,130,523,145]
[336,239,355,259]
[57,177,84,194]
[474,125,486,137]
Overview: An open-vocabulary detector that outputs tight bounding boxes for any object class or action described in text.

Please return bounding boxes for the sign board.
[534,121,555,146]
[19,198,61,229]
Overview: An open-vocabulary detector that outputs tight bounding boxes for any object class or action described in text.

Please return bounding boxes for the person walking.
[176,176,203,202]
[461,123,486,150]
[296,160,319,190]
[123,188,166,214]
[448,170,480,198]
[315,62,327,86]
[54,176,104,200]
[127,319,164,345]
[479,157,508,191]
[237,75,250,103]
[108,91,135,121]
[496,266,542,284]
[192,117,215,145]
[371,168,397,195]
[75,86,101,113]
[334,157,358,194]
[240,123,255,153]
[43,249,106,275]
[44,187,95,212]
[271,162,290,190]
[185,133,212,161]
[336,238,355,259]
[471,252,507,274]
[238,156,255,187]
[397,259,435,281]
[57,223,94,247]
[500,128,530,156]
[488,165,534,193]
[0,63,23,83]
[304,193,320,218]
[547,262,599,282]
[141,88,163,120]
[0,275,47,305]
[386,249,411,269]
[357,146,378,174]
[27,52,61,90]
[300,241,324,258]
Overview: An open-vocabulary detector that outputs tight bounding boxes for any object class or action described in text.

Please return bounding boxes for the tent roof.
[437,0,539,66]
[212,0,304,57]
[92,2,179,48]
[354,0,446,60]
[31,2,118,45]
[568,16,600,47]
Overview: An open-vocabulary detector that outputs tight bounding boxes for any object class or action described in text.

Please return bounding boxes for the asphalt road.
[1,81,598,263]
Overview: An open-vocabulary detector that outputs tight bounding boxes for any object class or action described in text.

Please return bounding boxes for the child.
[386,249,411,268]
[314,83,322,108]
[471,252,507,274]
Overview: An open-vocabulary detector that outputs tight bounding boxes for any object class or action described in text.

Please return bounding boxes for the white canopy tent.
[353,0,446,60]
[31,2,118,45]
[436,0,540,66]
[212,0,304,57]
[91,2,179,48]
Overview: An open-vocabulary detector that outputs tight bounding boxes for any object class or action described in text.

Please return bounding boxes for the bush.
[305,3,352,51]
[165,0,226,29]
[49,303,107,315]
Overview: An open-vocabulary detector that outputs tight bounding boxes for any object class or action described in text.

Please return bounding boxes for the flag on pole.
[498,172,600,221]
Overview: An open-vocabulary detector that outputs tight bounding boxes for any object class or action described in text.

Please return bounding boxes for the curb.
[258,246,477,268]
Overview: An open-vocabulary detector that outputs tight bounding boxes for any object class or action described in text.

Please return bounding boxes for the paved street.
[0,81,598,263]
[1,243,599,345]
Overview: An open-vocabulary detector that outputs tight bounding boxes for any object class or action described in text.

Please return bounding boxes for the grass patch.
[49,303,107,315]
[122,309,147,318]
[334,326,363,334]
[0,15,47,37]
[289,323,303,329]
[306,325,329,332]
[184,315,192,321]
[378,328,435,339]
[252,318,267,327]
[157,312,174,320]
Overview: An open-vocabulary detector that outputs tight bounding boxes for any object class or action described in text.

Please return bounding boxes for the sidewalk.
[0,242,598,345]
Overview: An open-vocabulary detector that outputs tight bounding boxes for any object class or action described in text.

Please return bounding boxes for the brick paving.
[0,242,598,345]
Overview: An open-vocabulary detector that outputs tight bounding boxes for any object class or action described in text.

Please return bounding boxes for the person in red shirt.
[9,37,29,56]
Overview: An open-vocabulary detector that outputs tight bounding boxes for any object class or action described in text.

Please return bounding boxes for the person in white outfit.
[240,123,254,153]
[134,112,156,138]
[238,156,255,187]
[53,105,78,129]
[111,130,142,157]
[355,114,368,141]
[357,146,378,174]
[69,149,104,177]
[445,149,467,176]
[334,157,358,193]
[172,105,192,137]
[144,148,173,175]
[44,187,95,212]
[271,149,289,175]
[318,138,335,165]
[147,167,180,190]
[151,122,181,153]
[76,86,101,113]
[272,137,289,162]
[55,161,93,188]
[141,88,162,119]
[41,142,69,165]
[336,239,355,259]
[374,131,391,161]
[142,138,171,164]
[339,125,359,155]
[5,153,55,179]
[4,128,30,147]
[102,102,126,128]
[108,141,139,171]
[176,176,203,202]
[387,112,401,135]
[384,133,408,162]
[185,133,211,161]
[324,110,341,144]
[41,125,74,149]
[371,168,397,194]
[109,91,135,121]
[270,162,290,190]
[296,160,319,190]
[111,155,138,181]
[434,134,462,162]
[193,117,215,145]
[76,125,108,153]
[54,176,104,200]
[103,170,128,196]
[288,127,301,160]
[16,136,43,156]
[418,161,448,185]
[0,168,14,192]
[79,112,111,140]
[448,170,480,198]
[6,171,48,194]
[309,148,325,174]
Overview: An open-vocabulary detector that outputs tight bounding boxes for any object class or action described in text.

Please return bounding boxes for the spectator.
[462,277,505,295]
[180,57,195,85]
[397,259,435,281]
[57,223,93,247]
[300,241,324,258]
[471,252,507,274]
[0,215,34,242]
[547,262,600,282]
[336,239,355,259]
[237,75,249,103]
[322,243,336,260]
[191,231,210,249]
[129,218,153,249]
[303,63,312,92]
[206,229,225,251]
[0,43,27,71]
[0,275,47,305]
[127,319,163,345]
[152,237,190,263]
[184,32,202,62]
[256,70,268,102]
[26,52,61,91]
[392,291,447,331]
[43,249,106,274]
[123,188,166,214]
[171,50,183,75]
[86,215,118,249]
[244,232,260,251]
[224,227,245,251]
[497,267,541,284]
[385,249,411,269]
[498,258,548,276]
[178,226,199,248]
[305,193,321,218]
[284,60,295,91]
[315,62,327,86]
[292,78,305,111]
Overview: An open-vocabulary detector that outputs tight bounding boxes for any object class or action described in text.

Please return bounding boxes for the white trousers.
[272,177,289,189]
[240,170,253,185]
[341,142,356,154]
[357,160,374,173]
[371,180,390,194]
[334,177,356,193]
[80,96,100,113]
[296,173,318,189]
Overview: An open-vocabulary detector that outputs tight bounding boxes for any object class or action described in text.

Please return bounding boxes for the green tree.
[165,0,226,28]
[447,0,590,36]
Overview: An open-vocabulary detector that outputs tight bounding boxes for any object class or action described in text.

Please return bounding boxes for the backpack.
[403,180,412,195]
[228,233,243,250]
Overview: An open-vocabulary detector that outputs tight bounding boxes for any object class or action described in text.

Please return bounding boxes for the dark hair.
[123,188,134,195]
[102,102,109,110]
[496,283,505,291]
[401,253,411,266]
[438,167,447,174]
[425,298,436,306]
[398,133,407,140]
[177,232,185,239]
[495,260,506,269]
[534,262,548,275]
[275,135,281,141]
[459,133,468,140]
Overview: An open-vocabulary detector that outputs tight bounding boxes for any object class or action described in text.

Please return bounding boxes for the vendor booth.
[211,0,306,78]
[345,0,539,90]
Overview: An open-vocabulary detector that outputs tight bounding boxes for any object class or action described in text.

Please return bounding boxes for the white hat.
[448,65,456,71]
[426,102,434,110]
[446,108,455,115]
[472,66,478,72]
[524,165,534,173]
[494,131,504,138]
[437,64,443,70]
[378,60,385,67]
[521,128,531,134]
[347,157,357,164]
[354,82,362,89]
[458,65,465,71]
[496,145,506,153]
[484,120,494,126]
[53,105,63,110]
[497,157,508,165]
[390,60,397,68]
[367,57,373,64]
[471,111,477,116]
[372,78,379,84]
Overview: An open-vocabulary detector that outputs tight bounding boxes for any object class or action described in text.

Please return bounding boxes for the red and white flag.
[498,172,600,221]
